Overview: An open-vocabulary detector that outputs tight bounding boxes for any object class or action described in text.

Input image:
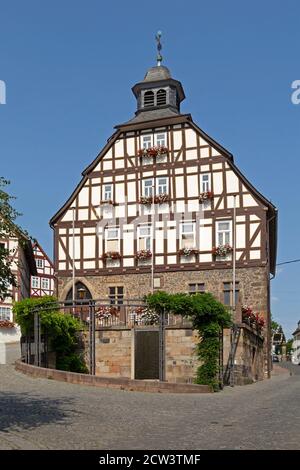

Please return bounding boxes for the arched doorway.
[65,281,92,302]
[65,282,92,323]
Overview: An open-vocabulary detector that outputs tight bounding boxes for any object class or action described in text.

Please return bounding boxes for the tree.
[0,177,25,300]
[286,339,293,356]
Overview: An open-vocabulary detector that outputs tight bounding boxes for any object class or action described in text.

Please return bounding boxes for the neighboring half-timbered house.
[30,241,55,297]
[50,59,277,382]
[0,231,36,321]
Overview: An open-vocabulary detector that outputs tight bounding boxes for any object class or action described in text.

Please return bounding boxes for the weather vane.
[155,31,163,66]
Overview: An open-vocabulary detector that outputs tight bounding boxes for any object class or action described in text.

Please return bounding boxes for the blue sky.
[0,1,299,337]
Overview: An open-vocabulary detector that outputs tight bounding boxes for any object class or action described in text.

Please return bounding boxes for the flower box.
[102,251,121,260]
[242,305,265,331]
[199,191,214,204]
[178,248,199,257]
[135,249,152,260]
[212,244,233,258]
[139,194,170,205]
[0,320,15,329]
[138,146,168,158]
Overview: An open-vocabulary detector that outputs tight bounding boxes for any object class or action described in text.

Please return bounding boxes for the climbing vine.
[145,291,231,390]
[13,296,88,373]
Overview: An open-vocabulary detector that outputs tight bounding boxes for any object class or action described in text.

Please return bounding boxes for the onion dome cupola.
[124,32,185,125]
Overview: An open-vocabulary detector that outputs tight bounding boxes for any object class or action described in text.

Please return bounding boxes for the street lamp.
[77,287,86,322]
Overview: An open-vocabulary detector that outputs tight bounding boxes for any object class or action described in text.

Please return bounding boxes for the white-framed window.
[0,307,12,321]
[142,135,152,149]
[36,259,44,269]
[41,278,49,290]
[31,276,40,288]
[157,177,168,194]
[103,184,112,201]
[216,220,232,245]
[155,132,166,147]
[105,227,120,252]
[137,225,152,251]
[143,178,154,197]
[200,173,210,192]
[180,221,196,249]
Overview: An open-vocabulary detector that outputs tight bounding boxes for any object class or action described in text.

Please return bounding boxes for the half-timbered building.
[50,56,277,382]
[0,229,36,364]
[31,241,55,297]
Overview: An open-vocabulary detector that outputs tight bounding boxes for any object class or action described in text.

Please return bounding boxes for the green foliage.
[13,296,88,373]
[56,353,88,374]
[145,291,231,391]
[0,178,24,300]
[286,339,293,355]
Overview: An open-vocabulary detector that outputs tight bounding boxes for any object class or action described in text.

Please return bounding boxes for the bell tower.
[129,32,185,123]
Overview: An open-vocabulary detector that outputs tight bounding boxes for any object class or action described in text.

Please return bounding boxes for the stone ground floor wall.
[94,327,199,383]
[223,324,265,385]
[86,324,264,385]
[57,266,269,383]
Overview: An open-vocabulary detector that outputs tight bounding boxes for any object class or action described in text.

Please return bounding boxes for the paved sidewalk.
[0,364,299,450]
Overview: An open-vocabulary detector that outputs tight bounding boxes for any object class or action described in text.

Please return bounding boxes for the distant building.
[292,321,300,365]
[0,229,36,364]
[31,241,55,297]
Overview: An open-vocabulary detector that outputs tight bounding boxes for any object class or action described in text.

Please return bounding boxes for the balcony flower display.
[179,247,199,257]
[135,249,152,260]
[212,244,233,257]
[242,305,265,331]
[0,320,15,328]
[199,191,214,204]
[139,193,170,205]
[95,305,118,320]
[138,146,168,158]
[102,251,121,260]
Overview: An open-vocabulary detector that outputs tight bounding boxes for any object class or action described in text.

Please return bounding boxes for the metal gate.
[134,330,159,380]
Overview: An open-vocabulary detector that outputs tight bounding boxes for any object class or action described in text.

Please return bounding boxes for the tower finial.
[155,31,163,66]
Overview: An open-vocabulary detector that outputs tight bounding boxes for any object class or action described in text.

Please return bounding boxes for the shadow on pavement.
[0,391,77,432]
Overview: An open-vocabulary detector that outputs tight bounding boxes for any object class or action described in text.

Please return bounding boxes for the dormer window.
[143,91,155,107]
[157,89,167,106]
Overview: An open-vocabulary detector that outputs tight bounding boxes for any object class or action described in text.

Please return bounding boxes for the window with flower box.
[200,174,210,192]
[138,225,152,251]
[217,220,232,246]
[105,227,120,252]
[103,184,112,201]
[142,135,152,149]
[0,307,12,321]
[155,133,166,147]
[180,222,196,249]
[143,179,153,197]
[157,177,168,195]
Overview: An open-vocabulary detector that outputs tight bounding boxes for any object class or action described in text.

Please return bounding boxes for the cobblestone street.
[0,364,299,450]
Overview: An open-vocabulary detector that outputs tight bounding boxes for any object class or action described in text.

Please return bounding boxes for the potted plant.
[212,244,233,258]
[199,191,214,204]
[102,251,121,260]
[179,247,199,257]
[135,249,152,260]
[0,319,15,328]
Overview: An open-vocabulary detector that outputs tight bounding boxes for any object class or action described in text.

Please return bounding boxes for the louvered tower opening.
[143,90,155,107]
[156,89,167,106]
